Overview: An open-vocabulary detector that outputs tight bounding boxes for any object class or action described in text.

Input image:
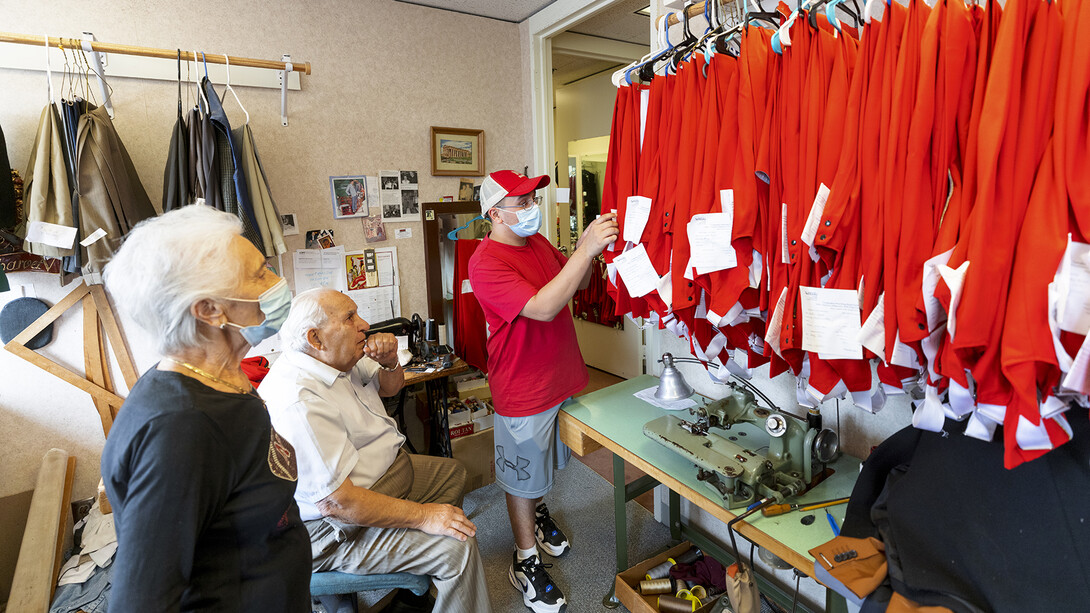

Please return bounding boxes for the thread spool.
[658,594,699,612]
[671,547,704,566]
[639,578,676,595]
[689,585,708,600]
[645,559,675,580]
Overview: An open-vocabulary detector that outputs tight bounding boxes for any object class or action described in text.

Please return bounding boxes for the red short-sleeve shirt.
[468,233,589,417]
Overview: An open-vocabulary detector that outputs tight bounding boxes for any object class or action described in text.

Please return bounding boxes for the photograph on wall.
[346,251,378,290]
[430,127,485,176]
[280,213,300,236]
[329,176,370,219]
[400,190,420,221]
[305,229,336,249]
[380,171,400,191]
[363,215,387,243]
[400,170,418,189]
[472,185,481,201]
[458,179,474,202]
[382,203,403,221]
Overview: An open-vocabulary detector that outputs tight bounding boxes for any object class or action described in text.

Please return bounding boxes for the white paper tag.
[800,286,863,360]
[719,189,735,219]
[688,213,737,274]
[857,292,886,358]
[613,243,659,297]
[890,335,918,369]
[623,196,652,243]
[555,187,570,203]
[800,183,830,247]
[79,228,108,247]
[1057,238,1090,334]
[780,203,790,264]
[657,271,673,309]
[395,228,412,239]
[922,249,952,332]
[460,279,473,294]
[764,288,788,357]
[25,221,78,249]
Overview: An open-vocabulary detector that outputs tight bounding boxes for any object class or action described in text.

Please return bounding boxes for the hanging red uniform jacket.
[933,0,1001,393]
[951,0,1063,419]
[602,84,643,318]
[669,55,708,327]
[453,238,489,373]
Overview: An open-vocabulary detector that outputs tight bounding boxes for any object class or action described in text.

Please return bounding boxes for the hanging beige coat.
[234,124,286,257]
[76,105,156,275]
[22,104,74,259]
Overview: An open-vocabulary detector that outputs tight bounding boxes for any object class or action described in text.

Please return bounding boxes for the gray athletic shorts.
[493,399,572,499]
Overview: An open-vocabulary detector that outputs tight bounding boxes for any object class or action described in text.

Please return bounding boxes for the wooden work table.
[560,375,856,612]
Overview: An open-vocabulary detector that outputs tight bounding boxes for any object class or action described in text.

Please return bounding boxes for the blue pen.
[826,510,841,536]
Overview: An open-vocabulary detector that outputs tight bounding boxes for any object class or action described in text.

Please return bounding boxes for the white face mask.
[504,204,542,237]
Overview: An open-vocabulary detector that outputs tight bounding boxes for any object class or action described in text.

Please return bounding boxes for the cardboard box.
[456,378,491,401]
[449,423,476,440]
[614,541,719,613]
[451,427,495,493]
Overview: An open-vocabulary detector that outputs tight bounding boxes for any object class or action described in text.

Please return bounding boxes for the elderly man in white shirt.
[259,288,491,613]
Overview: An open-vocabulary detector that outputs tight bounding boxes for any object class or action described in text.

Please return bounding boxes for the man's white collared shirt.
[259,350,405,521]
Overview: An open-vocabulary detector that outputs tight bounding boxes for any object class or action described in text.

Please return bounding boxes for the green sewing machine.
[644,380,840,510]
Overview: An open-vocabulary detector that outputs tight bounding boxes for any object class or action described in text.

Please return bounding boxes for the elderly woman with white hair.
[99,204,310,612]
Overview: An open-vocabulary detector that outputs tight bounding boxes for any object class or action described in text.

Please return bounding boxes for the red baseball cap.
[479,170,551,216]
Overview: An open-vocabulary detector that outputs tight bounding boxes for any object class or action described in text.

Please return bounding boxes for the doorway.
[547,2,649,378]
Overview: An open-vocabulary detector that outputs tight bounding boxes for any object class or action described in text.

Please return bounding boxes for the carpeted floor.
[463,457,672,612]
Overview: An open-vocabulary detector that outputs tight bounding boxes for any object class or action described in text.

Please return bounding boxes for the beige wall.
[0,0,532,500]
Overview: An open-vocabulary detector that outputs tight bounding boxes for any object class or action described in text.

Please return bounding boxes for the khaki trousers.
[306,451,491,613]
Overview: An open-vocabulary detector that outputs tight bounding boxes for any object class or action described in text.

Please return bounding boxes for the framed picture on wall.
[430,127,485,176]
[329,175,370,219]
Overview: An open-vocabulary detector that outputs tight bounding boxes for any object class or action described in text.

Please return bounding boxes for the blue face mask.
[221,278,292,346]
[507,204,542,238]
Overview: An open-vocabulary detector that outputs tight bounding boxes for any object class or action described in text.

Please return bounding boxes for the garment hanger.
[770,0,803,54]
[447,215,486,241]
[825,0,862,31]
[43,33,54,104]
[744,0,783,31]
[863,0,888,23]
[613,11,675,86]
[57,41,70,102]
[76,48,97,106]
[221,55,250,125]
[670,4,700,69]
[175,50,183,116]
[193,49,209,113]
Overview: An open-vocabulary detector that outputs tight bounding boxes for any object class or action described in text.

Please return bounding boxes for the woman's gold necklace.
[166,358,254,396]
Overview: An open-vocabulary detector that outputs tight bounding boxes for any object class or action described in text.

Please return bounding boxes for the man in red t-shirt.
[469,169,618,613]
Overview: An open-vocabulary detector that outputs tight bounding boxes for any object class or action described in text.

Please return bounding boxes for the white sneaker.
[535,503,571,557]
[509,551,568,613]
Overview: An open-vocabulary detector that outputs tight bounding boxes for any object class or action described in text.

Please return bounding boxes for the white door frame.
[527,0,644,243]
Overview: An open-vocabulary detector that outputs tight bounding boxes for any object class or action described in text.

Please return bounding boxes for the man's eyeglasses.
[495,195,542,211]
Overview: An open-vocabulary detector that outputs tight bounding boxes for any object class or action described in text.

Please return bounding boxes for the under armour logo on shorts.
[496,445,531,480]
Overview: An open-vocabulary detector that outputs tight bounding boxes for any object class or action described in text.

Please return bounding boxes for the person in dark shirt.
[100,204,310,611]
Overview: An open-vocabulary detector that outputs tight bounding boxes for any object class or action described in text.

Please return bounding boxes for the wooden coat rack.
[4,282,138,438]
